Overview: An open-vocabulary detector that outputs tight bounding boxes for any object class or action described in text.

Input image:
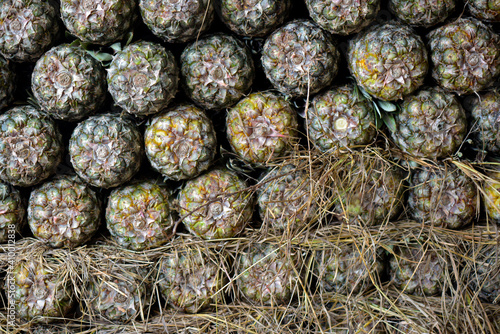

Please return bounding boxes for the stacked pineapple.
[1,0,500,333]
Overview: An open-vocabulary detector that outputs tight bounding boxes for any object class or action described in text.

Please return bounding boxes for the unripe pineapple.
[257,165,318,231]
[106,180,174,251]
[145,104,217,181]
[177,168,254,240]
[307,84,377,154]
[390,243,448,296]
[0,106,63,187]
[107,41,179,117]
[28,175,101,248]
[0,0,61,62]
[408,163,478,229]
[7,245,75,323]
[226,91,298,165]
[468,90,500,154]
[427,18,500,95]
[468,244,500,304]
[32,43,107,122]
[348,22,428,101]
[236,242,301,305]
[139,0,215,43]
[313,243,384,295]
[157,244,228,313]
[261,19,340,98]
[390,87,467,160]
[468,0,500,22]
[388,0,455,27]
[306,0,380,35]
[60,0,136,45]
[181,34,254,110]
[69,113,143,189]
[0,56,15,110]
[218,0,291,37]
[483,164,500,223]
[0,180,25,243]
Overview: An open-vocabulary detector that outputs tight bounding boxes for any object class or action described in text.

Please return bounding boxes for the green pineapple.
[32,43,107,122]
[390,87,467,160]
[236,242,301,305]
[7,243,75,323]
[388,0,455,27]
[261,19,340,98]
[0,106,63,187]
[106,180,174,251]
[468,90,500,154]
[28,175,101,248]
[69,113,143,189]
[307,84,377,154]
[257,164,319,232]
[144,103,217,181]
[226,91,298,165]
[139,0,215,43]
[348,22,428,101]
[0,0,60,62]
[468,244,500,304]
[0,180,25,243]
[408,163,478,229]
[177,168,254,240]
[181,34,254,110]
[306,0,380,35]
[468,0,500,22]
[107,41,179,117]
[313,243,384,295]
[0,56,15,110]
[157,243,228,313]
[60,0,136,45]
[427,17,500,95]
[218,0,291,37]
[389,243,448,296]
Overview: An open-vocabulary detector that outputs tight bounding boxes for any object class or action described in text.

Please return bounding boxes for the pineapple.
[107,41,179,117]
[0,106,63,187]
[348,22,428,101]
[305,0,380,35]
[0,180,25,243]
[468,0,500,22]
[0,56,15,110]
[408,163,478,229]
[313,243,385,295]
[483,164,500,224]
[144,103,217,181]
[32,43,107,122]
[390,87,467,159]
[389,242,448,296]
[468,244,500,304]
[261,19,340,98]
[226,91,298,165]
[106,179,174,251]
[177,168,254,240]
[180,34,254,110]
[218,0,291,37]
[427,17,500,95]
[236,242,301,305]
[388,0,455,27]
[7,243,75,323]
[307,84,377,154]
[69,113,143,189]
[468,89,500,154]
[139,0,215,43]
[257,164,318,232]
[28,175,101,248]
[0,0,60,62]
[157,243,228,313]
[60,0,136,45]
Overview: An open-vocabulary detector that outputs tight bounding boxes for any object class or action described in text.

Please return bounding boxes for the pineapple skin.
[0,180,25,243]
[389,0,455,27]
[32,43,107,122]
[145,104,217,181]
[469,90,500,154]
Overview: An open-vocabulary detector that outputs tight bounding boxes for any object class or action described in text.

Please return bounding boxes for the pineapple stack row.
[1,0,500,333]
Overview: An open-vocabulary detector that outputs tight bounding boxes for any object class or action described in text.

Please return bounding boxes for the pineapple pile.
[2,0,500,333]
